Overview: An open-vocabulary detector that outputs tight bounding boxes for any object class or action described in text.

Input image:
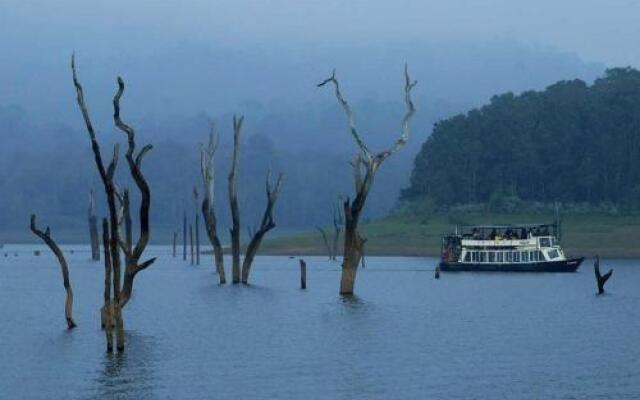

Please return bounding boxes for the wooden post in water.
[172,231,177,257]
[435,265,441,279]
[300,259,307,289]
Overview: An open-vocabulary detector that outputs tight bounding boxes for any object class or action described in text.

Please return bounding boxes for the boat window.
[488,252,495,262]
[537,250,544,261]
[513,252,520,262]
[464,252,471,262]
[522,251,529,262]
[479,252,487,262]
[497,252,504,262]
[472,252,478,262]
[548,249,559,259]
[539,238,551,247]
[530,251,537,261]
[506,251,512,262]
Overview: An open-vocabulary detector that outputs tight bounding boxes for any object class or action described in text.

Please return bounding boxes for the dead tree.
[240,169,283,284]
[193,188,201,265]
[318,65,417,295]
[189,223,194,265]
[594,256,613,295]
[200,129,226,283]
[316,226,332,260]
[228,116,243,284]
[88,188,100,260]
[73,56,156,352]
[73,56,122,349]
[30,214,77,329]
[183,212,187,261]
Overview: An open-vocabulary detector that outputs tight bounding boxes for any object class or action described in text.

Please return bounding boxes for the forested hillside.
[402,68,640,211]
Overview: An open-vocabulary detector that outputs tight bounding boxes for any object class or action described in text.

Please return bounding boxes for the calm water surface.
[1,245,639,399]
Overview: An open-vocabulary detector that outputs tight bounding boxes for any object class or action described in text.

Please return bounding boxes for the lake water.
[1,245,639,399]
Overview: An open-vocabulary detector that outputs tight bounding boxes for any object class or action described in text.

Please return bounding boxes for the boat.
[438,223,583,272]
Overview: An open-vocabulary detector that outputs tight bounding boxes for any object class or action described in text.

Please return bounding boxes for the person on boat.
[520,228,527,239]
[489,228,497,240]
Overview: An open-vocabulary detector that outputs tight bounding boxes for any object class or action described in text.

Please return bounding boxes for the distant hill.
[402,68,640,212]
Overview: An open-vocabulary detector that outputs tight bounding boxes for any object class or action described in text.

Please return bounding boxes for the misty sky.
[2,0,639,65]
[1,0,638,126]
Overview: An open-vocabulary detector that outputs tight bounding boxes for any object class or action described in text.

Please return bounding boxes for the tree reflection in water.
[90,333,157,400]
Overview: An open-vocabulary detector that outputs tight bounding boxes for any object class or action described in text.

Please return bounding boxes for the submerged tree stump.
[594,256,613,295]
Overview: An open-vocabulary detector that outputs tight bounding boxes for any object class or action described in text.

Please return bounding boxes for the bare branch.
[112,76,155,309]
[376,64,417,162]
[30,214,77,329]
[318,69,372,159]
[240,170,284,284]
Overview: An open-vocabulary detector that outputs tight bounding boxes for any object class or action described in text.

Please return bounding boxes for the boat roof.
[462,223,556,230]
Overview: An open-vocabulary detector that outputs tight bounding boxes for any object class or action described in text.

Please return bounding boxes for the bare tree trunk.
[200,128,226,284]
[101,218,114,351]
[340,205,365,295]
[594,256,613,295]
[88,188,100,261]
[193,188,201,266]
[172,231,177,257]
[318,65,416,295]
[195,214,200,265]
[229,116,243,284]
[183,212,187,261]
[316,226,332,260]
[189,223,194,265]
[30,215,77,329]
[241,171,283,284]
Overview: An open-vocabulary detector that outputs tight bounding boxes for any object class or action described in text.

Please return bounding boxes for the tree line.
[402,68,640,212]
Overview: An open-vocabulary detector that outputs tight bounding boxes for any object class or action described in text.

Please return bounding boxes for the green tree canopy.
[402,68,640,211]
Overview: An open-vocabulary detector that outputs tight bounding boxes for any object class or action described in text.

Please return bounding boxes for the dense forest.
[402,67,640,212]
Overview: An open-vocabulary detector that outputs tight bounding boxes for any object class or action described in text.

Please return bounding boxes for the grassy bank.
[261,212,640,258]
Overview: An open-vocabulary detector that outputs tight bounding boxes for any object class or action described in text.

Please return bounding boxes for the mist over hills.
[0,40,604,242]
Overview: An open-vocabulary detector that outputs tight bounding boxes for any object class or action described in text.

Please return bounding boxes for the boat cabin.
[441,224,565,264]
